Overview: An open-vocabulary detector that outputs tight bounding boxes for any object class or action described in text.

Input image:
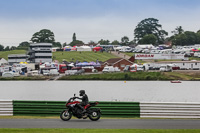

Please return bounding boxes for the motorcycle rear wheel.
[60,110,72,121]
[88,110,101,121]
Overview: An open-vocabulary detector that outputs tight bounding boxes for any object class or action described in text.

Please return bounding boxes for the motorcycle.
[60,94,101,121]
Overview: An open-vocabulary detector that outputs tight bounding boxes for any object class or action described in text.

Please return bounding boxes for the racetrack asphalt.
[0,119,200,129]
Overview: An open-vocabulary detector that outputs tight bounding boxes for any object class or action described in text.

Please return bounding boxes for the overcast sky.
[0,0,200,46]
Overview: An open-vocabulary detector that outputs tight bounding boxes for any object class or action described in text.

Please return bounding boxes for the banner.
[135,54,185,60]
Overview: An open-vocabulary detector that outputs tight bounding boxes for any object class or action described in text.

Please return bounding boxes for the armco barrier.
[140,102,200,118]
[13,100,140,117]
[0,100,13,116]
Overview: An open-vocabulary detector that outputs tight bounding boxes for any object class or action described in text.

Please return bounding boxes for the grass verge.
[0,76,50,80]
[0,129,200,133]
[59,71,200,81]
[59,72,171,80]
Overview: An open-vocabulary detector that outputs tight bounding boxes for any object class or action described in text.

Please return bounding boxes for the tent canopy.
[19,62,28,64]
[192,49,199,52]
[76,61,101,67]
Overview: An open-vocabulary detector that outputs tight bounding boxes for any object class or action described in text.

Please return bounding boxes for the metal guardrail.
[0,100,13,116]
[140,102,200,118]
[13,100,140,117]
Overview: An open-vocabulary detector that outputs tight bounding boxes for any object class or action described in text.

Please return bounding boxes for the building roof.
[0,58,8,64]
[75,43,98,47]
[104,58,133,65]
[30,43,52,46]
[135,44,154,49]
[8,54,27,57]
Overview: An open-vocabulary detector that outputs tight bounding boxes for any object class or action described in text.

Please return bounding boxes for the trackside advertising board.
[135,54,185,60]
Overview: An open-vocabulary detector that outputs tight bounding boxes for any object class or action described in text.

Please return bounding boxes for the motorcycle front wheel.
[60,110,72,121]
[88,110,101,121]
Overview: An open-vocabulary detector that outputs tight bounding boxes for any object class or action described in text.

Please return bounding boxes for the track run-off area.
[0,119,200,129]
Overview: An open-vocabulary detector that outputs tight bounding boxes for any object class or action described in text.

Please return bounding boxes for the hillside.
[0,50,118,63]
[53,51,118,62]
[0,50,26,60]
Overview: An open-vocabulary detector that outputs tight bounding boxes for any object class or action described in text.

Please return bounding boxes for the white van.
[49,69,59,76]
[160,64,173,72]
[102,66,120,73]
[27,70,39,76]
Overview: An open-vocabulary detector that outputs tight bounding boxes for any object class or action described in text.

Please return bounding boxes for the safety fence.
[13,100,140,117]
[1,100,200,118]
[0,100,13,116]
[140,102,200,119]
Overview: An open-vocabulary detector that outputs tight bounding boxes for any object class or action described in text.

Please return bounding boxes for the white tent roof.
[136,44,154,49]
[80,46,91,48]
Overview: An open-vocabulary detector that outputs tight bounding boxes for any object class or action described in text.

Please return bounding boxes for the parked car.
[13,72,20,77]
[92,69,98,73]
[43,70,50,76]
[2,72,14,77]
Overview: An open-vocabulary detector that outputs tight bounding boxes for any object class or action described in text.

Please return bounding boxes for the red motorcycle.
[60,94,101,121]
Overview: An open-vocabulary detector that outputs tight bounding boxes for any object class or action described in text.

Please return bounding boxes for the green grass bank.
[58,71,200,81]
[0,50,26,60]
[0,50,117,62]
[53,51,117,62]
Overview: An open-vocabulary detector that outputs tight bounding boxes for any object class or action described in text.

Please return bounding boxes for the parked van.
[27,70,39,77]
[124,64,144,72]
[102,66,120,73]
[65,70,78,75]
[119,46,132,52]
[49,69,59,76]
[160,64,173,72]
[130,64,144,72]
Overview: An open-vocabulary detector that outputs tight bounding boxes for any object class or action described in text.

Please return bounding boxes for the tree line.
[1,17,200,51]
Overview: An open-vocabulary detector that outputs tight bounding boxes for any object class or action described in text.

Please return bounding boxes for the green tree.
[184,31,197,45]
[17,41,30,50]
[69,33,84,46]
[111,40,120,45]
[121,36,129,45]
[10,46,17,50]
[73,33,76,42]
[69,40,84,47]
[53,42,62,48]
[171,33,188,46]
[31,29,55,43]
[129,40,136,45]
[62,42,67,48]
[196,31,200,44]
[134,18,168,44]
[98,39,110,45]
[18,41,30,47]
[139,34,157,45]
[0,44,4,51]
[4,46,10,51]
[88,41,96,45]
[172,26,184,35]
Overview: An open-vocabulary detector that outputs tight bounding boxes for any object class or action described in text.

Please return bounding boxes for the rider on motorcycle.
[74,90,89,114]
